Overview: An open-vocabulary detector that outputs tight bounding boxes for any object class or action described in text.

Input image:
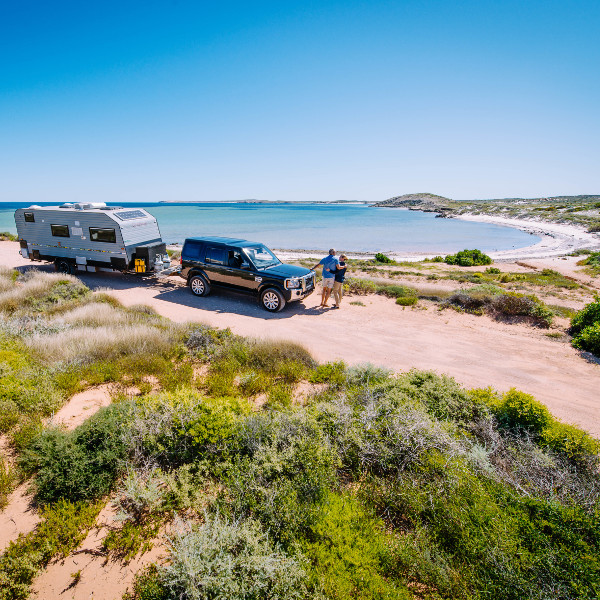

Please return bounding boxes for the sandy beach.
[272,213,600,262]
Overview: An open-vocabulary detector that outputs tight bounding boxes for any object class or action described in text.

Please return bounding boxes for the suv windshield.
[243,245,281,269]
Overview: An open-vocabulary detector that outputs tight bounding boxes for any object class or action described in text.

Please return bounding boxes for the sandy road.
[1,242,599,436]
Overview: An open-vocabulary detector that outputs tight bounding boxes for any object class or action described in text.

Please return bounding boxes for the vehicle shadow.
[14,264,325,319]
[154,287,322,320]
[17,264,327,320]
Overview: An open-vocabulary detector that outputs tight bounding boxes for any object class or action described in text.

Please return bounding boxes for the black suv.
[179,237,315,311]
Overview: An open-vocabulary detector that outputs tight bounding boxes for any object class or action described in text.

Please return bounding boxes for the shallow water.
[0,202,539,253]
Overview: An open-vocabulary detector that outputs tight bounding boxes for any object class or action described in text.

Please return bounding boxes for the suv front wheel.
[189,274,210,297]
[260,287,285,312]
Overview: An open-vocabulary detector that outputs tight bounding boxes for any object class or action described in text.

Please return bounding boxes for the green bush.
[345,277,378,295]
[374,253,394,264]
[302,492,409,599]
[485,267,501,274]
[21,403,130,504]
[587,220,600,233]
[540,421,600,463]
[570,298,600,336]
[444,249,492,267]
[184,324,233,359]
[494,388,552,434]
[490,292,554,327]
[224,426,338,545]
[572,322,600,356]
[309,361,347,388]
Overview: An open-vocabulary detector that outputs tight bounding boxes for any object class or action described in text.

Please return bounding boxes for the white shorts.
[322,277,335,289]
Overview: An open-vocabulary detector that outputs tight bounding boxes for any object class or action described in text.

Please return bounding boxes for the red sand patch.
[31,502,167,600]
[0,483,41,553]
[47,385,113,430]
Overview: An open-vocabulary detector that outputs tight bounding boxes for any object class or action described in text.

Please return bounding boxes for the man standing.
[311,248,339,307]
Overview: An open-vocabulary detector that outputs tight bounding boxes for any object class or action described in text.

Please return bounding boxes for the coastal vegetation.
[442,249,492,267]
[570,298,600,356]
[0,269,599,600]
[577,251,600,276]
[372,193,600,231]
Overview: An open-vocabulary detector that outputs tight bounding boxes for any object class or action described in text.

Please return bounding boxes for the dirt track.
[2,242,599,436]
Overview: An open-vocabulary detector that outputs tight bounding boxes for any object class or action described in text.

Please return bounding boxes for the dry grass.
[54,302,161,328]
[0,272,85,313]
[0,267,15,293]
[25,324,178,364]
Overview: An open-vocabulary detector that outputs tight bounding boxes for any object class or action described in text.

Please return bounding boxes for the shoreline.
[270,213,600,262]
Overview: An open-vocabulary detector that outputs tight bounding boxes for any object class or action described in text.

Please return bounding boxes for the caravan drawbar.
[14,203,172,275]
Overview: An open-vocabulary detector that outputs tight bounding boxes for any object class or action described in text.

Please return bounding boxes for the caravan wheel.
[55,259,73,274]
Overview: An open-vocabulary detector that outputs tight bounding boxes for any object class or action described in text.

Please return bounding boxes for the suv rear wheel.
[260,287,285,312]
[189,274,210,297]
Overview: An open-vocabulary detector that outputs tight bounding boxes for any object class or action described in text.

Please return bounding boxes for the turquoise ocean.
[0,202,538,254]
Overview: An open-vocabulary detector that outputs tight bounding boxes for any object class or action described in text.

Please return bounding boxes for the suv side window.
[183,241,204,260]
[228,248,251,269]
[205,246,227,265]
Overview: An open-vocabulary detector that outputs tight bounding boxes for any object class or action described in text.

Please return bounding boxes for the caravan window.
[90,228,117,243]
[51,224,70,237]
[24,212,35,222]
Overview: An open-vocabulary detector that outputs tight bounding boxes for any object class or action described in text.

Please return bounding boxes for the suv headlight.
[285,278,301,289]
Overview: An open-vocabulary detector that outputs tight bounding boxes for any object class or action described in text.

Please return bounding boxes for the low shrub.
[572,322,600,356]
[224,429,338,545]
[345,277,378,295]
[587,220,600,232]
[0,231,17,241]
[161,515,308,600]
[490,292,554,327]
[578,251,600,268]
[302,492,408,599]
[485,267,501,274]
[183,323,234,359]
[446,289,553,326]
[21,403,130,504]
[540,421,600,464]
[374,252,394,264]
[494,388,552,434]
[309,361,347,388]
[444,249,492,267]
[570,297,600,336]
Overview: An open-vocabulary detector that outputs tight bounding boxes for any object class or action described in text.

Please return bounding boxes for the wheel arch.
[187,267,209,283]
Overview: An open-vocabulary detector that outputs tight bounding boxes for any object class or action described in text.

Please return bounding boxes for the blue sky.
[1,0,598,203]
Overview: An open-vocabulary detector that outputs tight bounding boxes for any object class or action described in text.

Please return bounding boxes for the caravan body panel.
[14,205,166,272]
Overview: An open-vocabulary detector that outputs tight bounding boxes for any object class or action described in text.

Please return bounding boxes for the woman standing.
[331,254,347,309]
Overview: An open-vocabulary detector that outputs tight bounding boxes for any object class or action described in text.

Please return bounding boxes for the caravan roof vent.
[73,203,93,210]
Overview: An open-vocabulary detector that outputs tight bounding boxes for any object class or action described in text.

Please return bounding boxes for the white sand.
[272,214,600,262]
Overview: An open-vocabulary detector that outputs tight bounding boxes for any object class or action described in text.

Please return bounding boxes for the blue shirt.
[319,255,339,279]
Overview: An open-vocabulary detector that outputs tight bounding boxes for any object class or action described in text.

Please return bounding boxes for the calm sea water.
[0,202,538,253]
